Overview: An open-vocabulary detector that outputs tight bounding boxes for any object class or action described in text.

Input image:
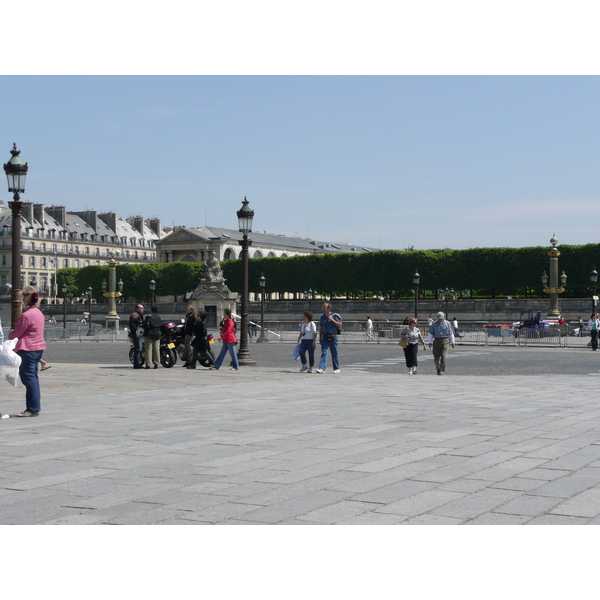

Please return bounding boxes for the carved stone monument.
[189,251,238,328]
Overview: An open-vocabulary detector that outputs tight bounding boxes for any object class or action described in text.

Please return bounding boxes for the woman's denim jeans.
[17,349,43,413]
[213,342,239,370]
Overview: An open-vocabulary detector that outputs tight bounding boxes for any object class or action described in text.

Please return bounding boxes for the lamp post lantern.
[257,274,267,343]
[3,144,28,329]
[413,270,420,319]
[236,197,256,365]
[541,234,567,317]
[61,282,70,339]
[591,268,598,314]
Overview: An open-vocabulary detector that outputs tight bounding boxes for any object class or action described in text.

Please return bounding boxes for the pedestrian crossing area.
[345,350,492,370]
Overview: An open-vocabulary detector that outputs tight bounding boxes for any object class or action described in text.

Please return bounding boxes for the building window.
[74,259,80,268]
[63,259,69,268]
[253,250,263,258]
[29,256,36,268]
[41,257,47,268]
[223,248,234,260]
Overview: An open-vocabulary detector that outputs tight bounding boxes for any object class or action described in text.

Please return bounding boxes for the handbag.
[399,337,409,348]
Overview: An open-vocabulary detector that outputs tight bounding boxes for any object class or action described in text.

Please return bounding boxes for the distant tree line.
[55,262,206,302]
[221,244,600,299]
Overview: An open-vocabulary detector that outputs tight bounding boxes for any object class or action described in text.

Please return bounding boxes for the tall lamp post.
[3,144,28,329]
[86,286,94,336]
[149,279,156,305]
[257,274,267,342]
[61,282,70,339]
[413,270,420,319]
[441,286,454,318]
[541,234,567,317]
[236,197,256,365]
[590,268,598,315]
[102,252,123,330]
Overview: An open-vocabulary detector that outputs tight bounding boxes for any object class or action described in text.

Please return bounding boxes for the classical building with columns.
[156,226,375,264]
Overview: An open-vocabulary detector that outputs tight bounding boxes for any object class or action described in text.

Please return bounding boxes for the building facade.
[156,225,375,263]
[0,200,164,296]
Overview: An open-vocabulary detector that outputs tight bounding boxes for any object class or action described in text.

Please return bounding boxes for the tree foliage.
[221,244,600,298]
[56,262,206,302]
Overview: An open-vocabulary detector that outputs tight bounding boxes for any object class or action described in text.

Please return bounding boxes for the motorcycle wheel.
[129,347,145,365]
[160,347,176,368]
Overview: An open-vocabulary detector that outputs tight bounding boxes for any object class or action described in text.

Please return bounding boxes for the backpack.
[332,313,343,334]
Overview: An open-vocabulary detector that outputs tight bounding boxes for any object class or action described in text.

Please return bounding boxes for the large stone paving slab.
[2,364,600,524]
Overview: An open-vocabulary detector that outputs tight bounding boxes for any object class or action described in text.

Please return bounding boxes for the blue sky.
[2,75,598,251]
[1,4,599,252]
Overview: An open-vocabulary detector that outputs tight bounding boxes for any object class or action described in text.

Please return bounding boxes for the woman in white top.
[366,316,373,341]
[297,311,317,372]
[400,318,426,375]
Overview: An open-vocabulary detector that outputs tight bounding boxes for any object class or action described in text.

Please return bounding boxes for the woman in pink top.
[210,308,239,370]
[8,286,46,417]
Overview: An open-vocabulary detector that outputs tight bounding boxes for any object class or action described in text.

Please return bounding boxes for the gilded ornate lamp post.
[3,144,28,328]
[590,268,598,315]
[236,197,256,365]
[541,234,567,317]
[61,282,70,339]
[257,274,267,342]
[413,270,420,319]
[102,252,123,330]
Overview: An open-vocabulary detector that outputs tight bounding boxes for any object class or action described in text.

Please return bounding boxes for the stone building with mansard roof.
[156,225,375,264]
[0,200,165,296]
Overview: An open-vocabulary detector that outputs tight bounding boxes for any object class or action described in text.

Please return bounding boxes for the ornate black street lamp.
[590,268,598,314]
[61,282,70,339]
[413,270,420,319]
[236,197,256,365]
[149,279,156,305]
[257,274,267,343]
[3,144,28,328]
[86,286,94,336]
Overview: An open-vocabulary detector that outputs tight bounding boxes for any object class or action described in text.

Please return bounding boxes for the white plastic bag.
[291,343,302,361]
[0,337,21,387]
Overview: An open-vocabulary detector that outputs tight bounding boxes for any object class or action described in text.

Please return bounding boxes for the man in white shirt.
[428,312,456,375]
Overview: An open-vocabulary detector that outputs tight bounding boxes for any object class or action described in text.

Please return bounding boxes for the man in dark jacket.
[188,311,214,369]
[129,304,144,369]
[143,305,162,369]
[182,305,196,367]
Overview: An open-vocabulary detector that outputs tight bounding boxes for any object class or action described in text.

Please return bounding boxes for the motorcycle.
[128,322,178,368]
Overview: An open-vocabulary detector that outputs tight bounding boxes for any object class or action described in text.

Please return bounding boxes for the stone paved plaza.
[2,349,600,525]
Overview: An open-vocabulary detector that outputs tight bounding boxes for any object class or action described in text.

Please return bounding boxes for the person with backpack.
[143,305,162,369]
[128,303,144,369]
[316,302,342,374]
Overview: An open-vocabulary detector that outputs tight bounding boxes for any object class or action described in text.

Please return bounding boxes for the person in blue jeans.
[210,309,240,371]
[316,302,342,374]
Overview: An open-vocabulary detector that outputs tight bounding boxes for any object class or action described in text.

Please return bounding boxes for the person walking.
[143,305,162,369]
[366,316,373,342]
[400,318,426,375]
[428,311,456,375]
[316,302,342,374]
[7,286,46,417]
[578,316,584,337]
[128,303,144,369]
[297,311,317,372]
[188,311,214,369]
[182,305,196,368]
[210,308,239,371]
[588,313,600,351]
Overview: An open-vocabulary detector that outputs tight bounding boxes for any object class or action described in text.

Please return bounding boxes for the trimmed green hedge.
[221,244,600,299]
[55,262,206,302]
